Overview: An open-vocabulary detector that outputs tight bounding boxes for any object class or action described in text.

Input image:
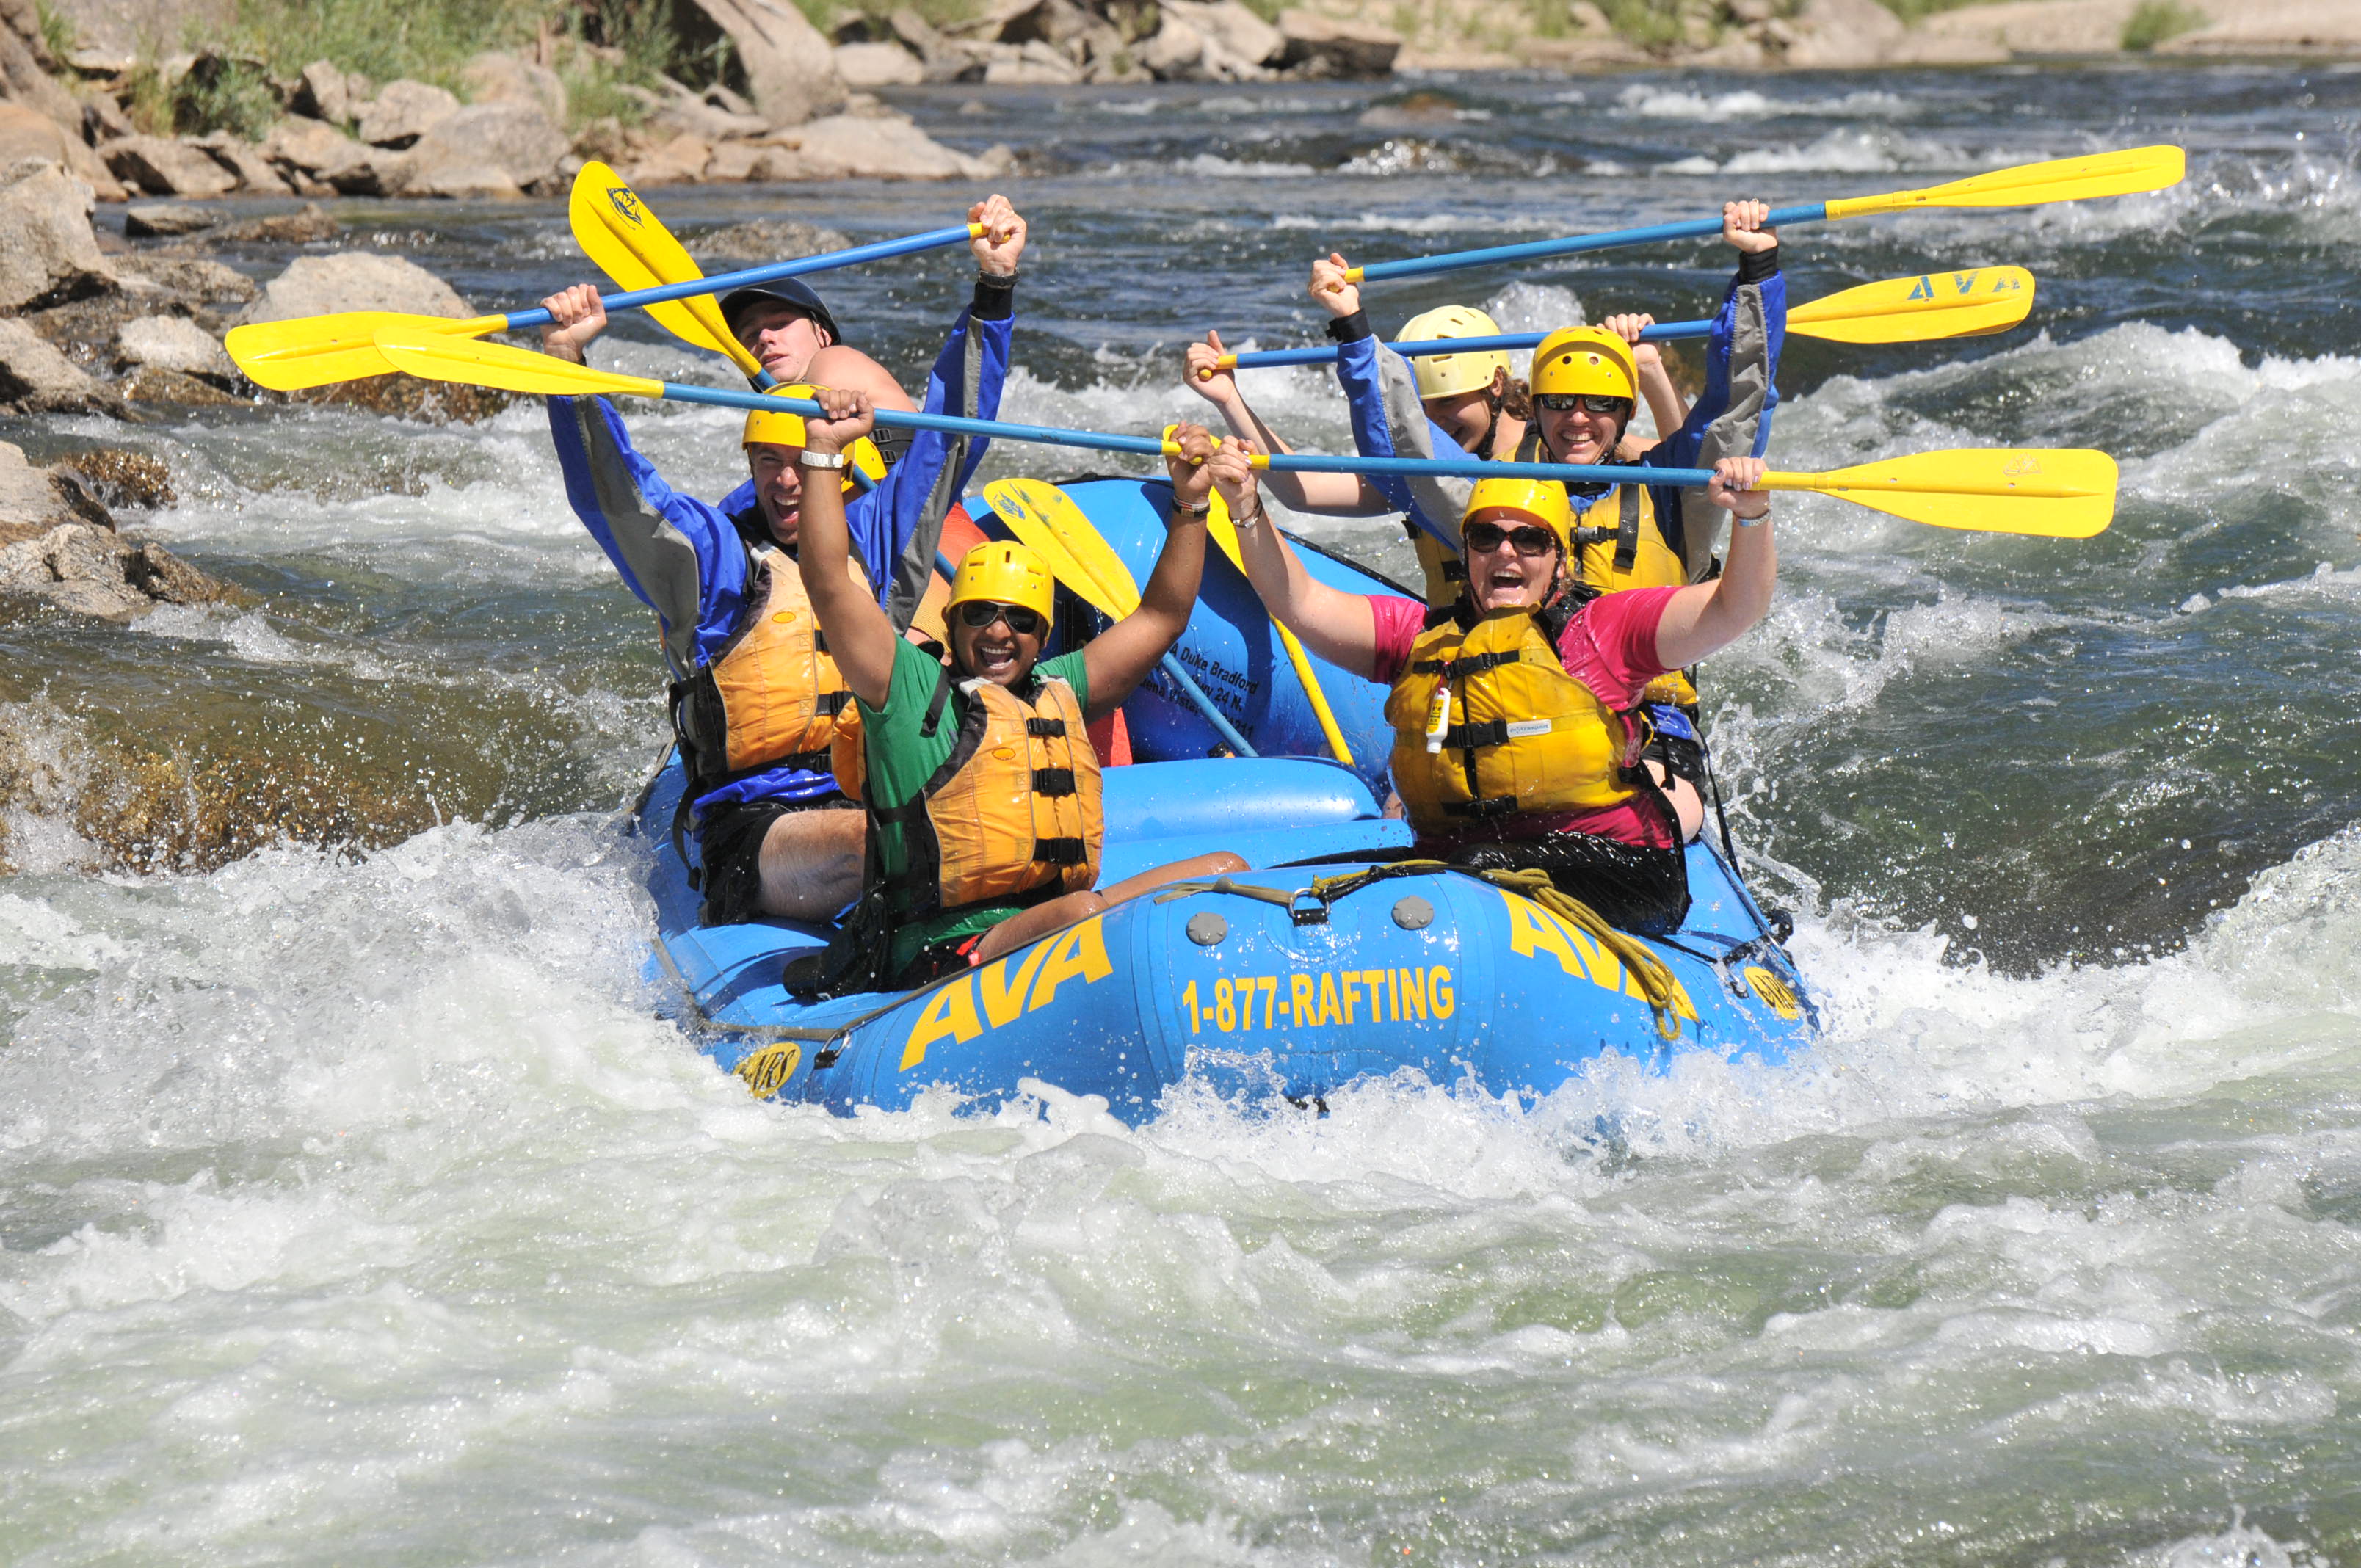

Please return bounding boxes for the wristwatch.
[798,451,846,470]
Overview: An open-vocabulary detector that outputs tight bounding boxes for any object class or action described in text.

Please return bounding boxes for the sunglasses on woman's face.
[1534,393,1634,416]
[1462,520,1559,558]
[957,600,1047,637]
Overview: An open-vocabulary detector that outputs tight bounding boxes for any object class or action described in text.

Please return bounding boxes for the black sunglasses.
[957,600,1047,636]
[1462,520,1559,558]
[1534,393,1633,415]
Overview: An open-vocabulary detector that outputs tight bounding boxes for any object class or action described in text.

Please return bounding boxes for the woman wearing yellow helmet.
[1205,435,1779,935]
[792,392,1247,992]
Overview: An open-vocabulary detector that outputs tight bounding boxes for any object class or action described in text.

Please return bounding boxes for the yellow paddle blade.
[984,476,1145,611]
[568,161,763,379]
[1763,448,2118,538]
[1203,488,1354,767]
[979,477,1133,620]
[226,311,505,391]
[1788,266,2034,344]
[370,326,667,402]
[1826,145,2183,221]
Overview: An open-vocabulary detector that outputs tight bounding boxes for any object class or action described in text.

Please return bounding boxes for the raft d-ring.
[1288,891,1331,926]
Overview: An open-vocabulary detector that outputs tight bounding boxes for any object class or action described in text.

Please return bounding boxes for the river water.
[4,63,2360,1565]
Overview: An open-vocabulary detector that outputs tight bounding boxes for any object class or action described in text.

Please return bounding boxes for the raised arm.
[792,390,902,709]
[1211,438,1383,680]
[1603,311,1687,440]
[1653,457,1774,671]
[1079,426,1215,714]
[1183,327,1382,515]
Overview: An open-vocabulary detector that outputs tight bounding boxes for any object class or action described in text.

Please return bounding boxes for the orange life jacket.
[835,666,1104,914]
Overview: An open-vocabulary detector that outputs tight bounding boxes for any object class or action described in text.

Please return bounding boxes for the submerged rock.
[691,217,853,263]
[123,202,221,239]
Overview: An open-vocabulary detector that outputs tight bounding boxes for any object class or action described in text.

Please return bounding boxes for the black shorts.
[696,794,858,927]
[1447,832,1691,935]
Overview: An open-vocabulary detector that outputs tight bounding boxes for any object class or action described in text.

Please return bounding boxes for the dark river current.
[4,63,2361,1567]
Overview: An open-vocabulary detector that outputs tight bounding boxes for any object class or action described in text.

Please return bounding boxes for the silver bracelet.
[1734,507,1769,528]
[1231,502,1265,531]
[798,451,846,470]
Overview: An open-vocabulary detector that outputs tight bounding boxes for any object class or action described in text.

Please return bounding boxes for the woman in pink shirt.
[1208,443,1775,933]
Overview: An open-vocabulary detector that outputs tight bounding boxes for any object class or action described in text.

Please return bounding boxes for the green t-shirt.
[862,638,1092,972]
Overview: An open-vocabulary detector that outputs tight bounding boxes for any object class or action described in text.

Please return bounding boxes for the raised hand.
[1600,311,1663,370]
[538,283,607,365]
[1166,423,1218,512]
[802,386,874,454]
[970,193,1026,276]
[1309,252,1360,319]
[1722,199,1777,255]
[1184,329,1239,403]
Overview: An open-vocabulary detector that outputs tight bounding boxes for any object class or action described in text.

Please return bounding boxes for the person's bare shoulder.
[807,346,916,412]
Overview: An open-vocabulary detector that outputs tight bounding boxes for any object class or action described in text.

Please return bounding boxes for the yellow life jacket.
[671,546,868,796]
[672,545,952,799]
[843,665,1105,914]
[1383,603,1645,835]
[1572,484,1697,708]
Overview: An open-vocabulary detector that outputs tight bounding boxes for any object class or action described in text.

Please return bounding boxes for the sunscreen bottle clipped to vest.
[1425,678,1452,755]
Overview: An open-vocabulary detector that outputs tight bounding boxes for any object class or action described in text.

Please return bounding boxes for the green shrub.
[1869,0,1987,21]
[2121,0,2203,49]
[173,57,282,139]
[34,0,75,62]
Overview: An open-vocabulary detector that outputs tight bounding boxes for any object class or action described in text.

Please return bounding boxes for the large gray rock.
[353,78,460,147]
[460,51,567,123]
[835,37,925,85]
[236,253,471,326]
[0,159,115,312]
[1276,9,1402,74]
[1782,0,1908,63]
[102,135,239,198]
[684,0,849,128]
[117,314,233,381]
[772,113,1005,179]
[0,317,116,413]
[189,131,296,195]
[391,101,567,197]
[291,58,358,123]
[260,115,397,195]
[1167,0,1287,65]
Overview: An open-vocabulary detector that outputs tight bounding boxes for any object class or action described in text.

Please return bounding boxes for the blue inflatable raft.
[632,479,1816,1122]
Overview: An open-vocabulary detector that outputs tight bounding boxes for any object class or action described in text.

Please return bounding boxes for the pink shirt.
[1371,586,1684,849]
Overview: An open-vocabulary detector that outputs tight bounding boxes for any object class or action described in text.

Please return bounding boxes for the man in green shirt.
[796,390,1247,988]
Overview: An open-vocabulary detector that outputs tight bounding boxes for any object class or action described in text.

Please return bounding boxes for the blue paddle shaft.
[501,225,979,331]
[1355,202,1828,283]
[1226,320,1711,372]
[659,382,1719,488]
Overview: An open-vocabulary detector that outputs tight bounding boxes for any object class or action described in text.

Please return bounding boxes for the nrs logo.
[604,185,644,227]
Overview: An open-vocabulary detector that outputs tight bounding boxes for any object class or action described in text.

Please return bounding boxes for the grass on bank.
[2120,0,2203,49]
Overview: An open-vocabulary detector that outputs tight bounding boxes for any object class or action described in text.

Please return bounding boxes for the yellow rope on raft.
[1156,860,1697,1043]
[1449,867,1695,1043]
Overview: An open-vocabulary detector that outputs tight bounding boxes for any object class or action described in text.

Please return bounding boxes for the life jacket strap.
[1033,836,1089,866]
[1031,766,1076,796]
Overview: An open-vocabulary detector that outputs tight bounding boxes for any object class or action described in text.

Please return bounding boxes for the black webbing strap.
[1033,836,1088,865]
[1031,766,1076,796]
[1614,485,1641,574]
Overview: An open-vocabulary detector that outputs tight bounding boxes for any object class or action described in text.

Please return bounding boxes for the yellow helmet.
[947,540,1054,625]
[739,383,888,488]
[1529,327,1637,403]
[1398,305,1509,402]
[1462,476,1573,556]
